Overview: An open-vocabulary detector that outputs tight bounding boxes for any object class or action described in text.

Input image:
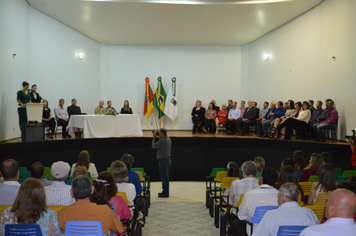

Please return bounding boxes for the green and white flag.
[164,77,178,121]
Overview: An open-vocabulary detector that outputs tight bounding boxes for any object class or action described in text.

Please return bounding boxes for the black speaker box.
[22,123,45,142]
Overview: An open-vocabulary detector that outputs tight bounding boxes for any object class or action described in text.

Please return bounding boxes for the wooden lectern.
[19,103,45,123]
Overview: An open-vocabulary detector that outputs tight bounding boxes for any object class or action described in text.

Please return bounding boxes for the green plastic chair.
[308,175,319,182]
[239,168,243,179]
[19,171,31,183]
[209,168,226,178]
[337,176,348,183]
[106,167,111,173]
[131,168,146,177]
[334,168,342,177]
[296,171,303,181]
[65,176,73,185]
[44,167,53,181]
[19,167,28,177]
[342,170,356,177]
[87,172,92,179]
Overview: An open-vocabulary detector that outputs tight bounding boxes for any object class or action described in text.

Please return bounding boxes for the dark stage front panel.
[0,137,352,181]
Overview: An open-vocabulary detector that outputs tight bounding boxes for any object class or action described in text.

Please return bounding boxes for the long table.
[68,114,143,138]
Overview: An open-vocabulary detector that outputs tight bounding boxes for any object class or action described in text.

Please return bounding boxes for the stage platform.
[0,131,352,181]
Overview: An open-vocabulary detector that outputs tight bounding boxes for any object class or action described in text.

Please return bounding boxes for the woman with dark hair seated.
[275,165,304,199]
[271,100,295,139]
[277,101,311,140]
[191,100,206,134]
[42,99,56,139]
[120,100,133,114]
[292,150,307,171]
[222,162,241,202]
[202,103,217,133]
[0,178,61,236]
[281,158,295,168]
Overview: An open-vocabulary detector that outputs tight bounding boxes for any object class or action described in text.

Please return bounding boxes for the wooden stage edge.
[1,130,348,145]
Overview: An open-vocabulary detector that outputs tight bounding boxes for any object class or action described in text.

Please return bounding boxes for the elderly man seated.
[253,183,319,236]
[58,175,125,235]
[300,189,356,236]
[95,100,106,115]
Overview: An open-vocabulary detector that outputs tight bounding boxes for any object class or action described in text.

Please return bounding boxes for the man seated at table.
[54,99,71,138]
[95,100,106,115]
[67,99,82,118]
[105,100,117,115]
[58,175,125,235]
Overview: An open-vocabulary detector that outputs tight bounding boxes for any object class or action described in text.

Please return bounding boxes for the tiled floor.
[142,181,219,236]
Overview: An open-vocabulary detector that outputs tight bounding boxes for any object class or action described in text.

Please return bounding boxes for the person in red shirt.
[349,138,356,169]
[299,153,324,182]
[215,104,228,135]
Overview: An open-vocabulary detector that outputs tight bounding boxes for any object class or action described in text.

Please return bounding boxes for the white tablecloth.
[68,114,143,138]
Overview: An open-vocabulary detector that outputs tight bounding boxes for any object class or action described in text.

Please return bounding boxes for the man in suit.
[67,99,82,118]
[236,100,259,135]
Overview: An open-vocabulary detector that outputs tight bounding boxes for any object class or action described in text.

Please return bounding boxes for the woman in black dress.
[42,99,56,139]
[120,100,133,114]
[191,100,206,134]
[30,84,42,103]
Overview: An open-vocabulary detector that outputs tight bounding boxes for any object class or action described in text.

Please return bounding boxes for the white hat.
[51,161,70,179]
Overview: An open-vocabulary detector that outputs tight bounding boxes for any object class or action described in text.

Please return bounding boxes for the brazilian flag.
[153,77,167,119]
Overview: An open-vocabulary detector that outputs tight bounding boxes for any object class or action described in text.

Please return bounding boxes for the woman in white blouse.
[71,150,98,178]
[277,101,311,140]
[271,100,295,139]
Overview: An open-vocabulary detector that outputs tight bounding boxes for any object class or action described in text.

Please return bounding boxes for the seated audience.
[72,166,87,178]
[321,151,333,164]
[254,156,265,177]
[45,161,75,206]
[110,160,136,205]
[42,99,56,139]
[239,101,246,118]
[30,84,42,103]
[314,100,338,142]
[54,99,71,138]
[215,104,228,135]
[120,100,133,114]
[222,162,241,201]
[308,100,315,114]
[225,101,241,135]
[263,101,286,138]
[227,99,233,111]
[307,163,336,205]
[0,178,61,236]
[255,101,269,135]
[281,158,295,168]
[253,183,319,236]
[307,101,323,136]
[0,159,20,205]
[202,103,217,133]
[121,154,143,195]
[349,138,356,169]
[271,100,295,139]
[70,150,98,178]
[67,98,82,118]
[277,101,311,140]
[106,100,117,115]
[300,189,356,236]
[230,167,279,236]
[95,100,106,115]
[58,176,124,235]
[292,150,307,171]
[191,100,206,134]
[299,153,324,182]
[229,161,259,211]
[275,165,304,199]
[260,101,276,138]
[236,100,259,136]
[211,100,220,112]
[99,171,132,220]
[30,162,52,186]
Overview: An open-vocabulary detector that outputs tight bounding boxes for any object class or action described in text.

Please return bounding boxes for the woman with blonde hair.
[215,104,229,135]
[0,178,61,235]
[299,153,324,182]
[71,150,98,178]
[254,156,265,177]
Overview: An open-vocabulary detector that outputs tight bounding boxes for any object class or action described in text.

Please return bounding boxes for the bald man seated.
[300,189,356,236]
[94,100,106,115]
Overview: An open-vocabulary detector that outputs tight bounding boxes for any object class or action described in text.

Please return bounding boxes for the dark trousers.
[159,158,171,196]
[192,116,204,132]
[308,121,318,138]
[255,119,262,134]
[225,119,239,133]
[204,118,215,131]
[228,217,248,236]
[277,118,308,139]
[44,118,56,135]
[57,119,69,137]
[236,119,255,135]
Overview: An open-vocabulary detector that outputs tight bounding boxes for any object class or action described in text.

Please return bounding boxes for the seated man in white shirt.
[0,159,20,205]
[253,183,319,236]
[229,161,259,214]
[300,189,356,236]
[229,167,279,236]
[45,161,75,206]
[54,99,71,138]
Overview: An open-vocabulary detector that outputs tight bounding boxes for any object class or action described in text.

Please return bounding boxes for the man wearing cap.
[45,161,75,206]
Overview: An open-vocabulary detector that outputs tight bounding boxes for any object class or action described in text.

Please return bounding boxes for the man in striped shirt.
[45,161,75,206]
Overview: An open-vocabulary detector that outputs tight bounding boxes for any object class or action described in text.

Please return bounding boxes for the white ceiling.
[27,0,323,45]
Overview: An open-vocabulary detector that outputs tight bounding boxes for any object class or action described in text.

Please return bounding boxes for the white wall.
[245,0,356,139]
[0,0,30,141]
[102,46,242,130]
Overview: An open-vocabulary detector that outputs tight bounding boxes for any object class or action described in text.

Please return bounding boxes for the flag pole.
[163,115,167,129]
[159,115,161,129]
[153,109,159,131]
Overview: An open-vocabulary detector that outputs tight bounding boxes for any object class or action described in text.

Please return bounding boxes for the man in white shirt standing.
[300,189,356,236]
[253,183,319,236]
[0,159,20,205]
[229,167,279,236]
[45,161,75,206]
[229,161,259,213]
[54,99,71,138]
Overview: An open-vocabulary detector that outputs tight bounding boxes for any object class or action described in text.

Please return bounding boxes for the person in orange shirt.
[58,175,124,235]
